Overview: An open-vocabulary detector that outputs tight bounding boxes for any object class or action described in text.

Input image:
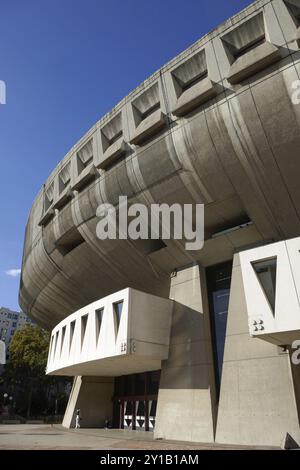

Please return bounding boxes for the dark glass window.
[137,401,145,416]
[124,375,133,397]
[252,257,277,314]
[81,314,88,348]
[150,400,157,417]
[114,370,161,399]
[125,401,133,415]
[206,261,232,397]
[148,370,160,395]
[135,373,145,395]
[113,301,124,335]
[95,308,104,344]
[61,325,66,355]
[69,320,76,352]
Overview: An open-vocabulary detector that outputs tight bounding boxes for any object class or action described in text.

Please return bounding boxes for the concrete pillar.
[62,376,114,428]
[216,254,300,447]
[154,263,217,442]
[290,355,300,427]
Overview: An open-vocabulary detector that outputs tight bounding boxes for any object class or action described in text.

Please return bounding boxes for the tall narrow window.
[252,257,277,315]
[53,331,59,359]
[69,320,75,352]
[95,308,104,345]
[60,326,66,356]
[49,334,54,360]
[206,261,232,398]
[81,314,88,349]
[113,301,124,337]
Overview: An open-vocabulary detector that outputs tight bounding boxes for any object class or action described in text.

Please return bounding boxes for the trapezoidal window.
[95,307,104,345]
[284,0,300,26]
[171,49,208,97]
[252,257,277,315]
[99,112,127,169]
[132,83,160,126]
[133,238,167,256]
[101,113,123,152]
[58,162,71,195]
[44,181,54,212]
[222,13,266,62]
[76,139,93,175]
[69,320,76,352]
[55,227,85,256]
[113,301,124,338]
[81,314,88,349]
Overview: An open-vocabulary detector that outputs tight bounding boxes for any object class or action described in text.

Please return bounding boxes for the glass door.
[113,370,160,431]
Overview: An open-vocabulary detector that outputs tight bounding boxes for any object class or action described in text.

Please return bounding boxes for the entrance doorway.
[113,370,160,431]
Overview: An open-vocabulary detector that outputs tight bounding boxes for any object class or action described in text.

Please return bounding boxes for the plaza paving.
[0,424,280,450]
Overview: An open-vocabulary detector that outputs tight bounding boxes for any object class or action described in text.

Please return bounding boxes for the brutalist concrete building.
[20,0,300,447]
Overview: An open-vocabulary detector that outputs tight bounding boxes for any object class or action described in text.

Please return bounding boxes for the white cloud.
[5,268,21,277]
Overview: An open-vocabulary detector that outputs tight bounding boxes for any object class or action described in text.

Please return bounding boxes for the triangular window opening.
[69,320,76,352]
[60,326,66,356]
[49,335,54,360]
[252,257,277,315]
[95,308,104,345]
[53,331,59,358]
[285,1,300,26]
[113,301,124,337]
[81,314,88,349]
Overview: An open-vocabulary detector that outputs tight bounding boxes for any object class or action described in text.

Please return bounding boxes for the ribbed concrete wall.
[20,0,300,330]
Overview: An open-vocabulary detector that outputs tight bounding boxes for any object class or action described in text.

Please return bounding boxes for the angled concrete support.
[62,376,114,428]
[216,254,300,447]
[154,264,217,443]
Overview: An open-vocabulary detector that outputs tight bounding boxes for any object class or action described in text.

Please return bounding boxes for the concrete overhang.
[46,288,173,376]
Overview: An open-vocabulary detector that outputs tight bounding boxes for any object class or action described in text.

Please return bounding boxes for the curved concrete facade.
[20,0,300,329]
[20,0,300,446]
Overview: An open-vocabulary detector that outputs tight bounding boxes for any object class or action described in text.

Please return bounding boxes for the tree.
[5,325,50,417]
[9,325,50,376]
[0,325,71,417]
[3,324,70,418]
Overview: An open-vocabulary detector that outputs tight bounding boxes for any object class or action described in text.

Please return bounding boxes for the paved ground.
[0,424,280,450]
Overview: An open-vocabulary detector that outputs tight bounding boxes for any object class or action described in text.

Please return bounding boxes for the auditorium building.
[20,0,300,447]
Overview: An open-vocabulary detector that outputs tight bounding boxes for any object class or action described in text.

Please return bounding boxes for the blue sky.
[0,0,251,311]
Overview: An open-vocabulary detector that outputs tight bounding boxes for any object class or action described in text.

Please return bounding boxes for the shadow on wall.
[159,300,213,391]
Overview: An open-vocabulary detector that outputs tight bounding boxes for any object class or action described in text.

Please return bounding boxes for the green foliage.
[1,324,71,417]
[8,325,50,378]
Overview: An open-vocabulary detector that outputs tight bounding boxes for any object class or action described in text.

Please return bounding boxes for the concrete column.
[290,355,300,427]
[216,254,300,447]
[154,263,217,442]
[62,376,114,428]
